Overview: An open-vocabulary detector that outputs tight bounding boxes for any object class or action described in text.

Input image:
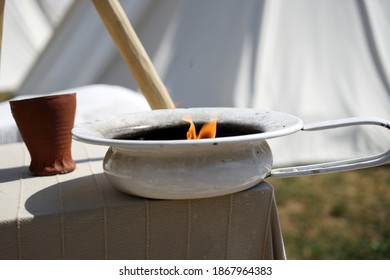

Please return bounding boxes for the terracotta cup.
[10,93,77,176]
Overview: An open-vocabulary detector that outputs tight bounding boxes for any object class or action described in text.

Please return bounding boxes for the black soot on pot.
[114,122,263,141]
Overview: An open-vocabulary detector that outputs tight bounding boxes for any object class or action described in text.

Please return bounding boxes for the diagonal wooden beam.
[91,0,175,110]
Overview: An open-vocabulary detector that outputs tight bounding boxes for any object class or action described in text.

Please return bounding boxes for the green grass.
[267,166,390,259]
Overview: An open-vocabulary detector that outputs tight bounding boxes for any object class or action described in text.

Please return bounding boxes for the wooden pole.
[91,0,175,110]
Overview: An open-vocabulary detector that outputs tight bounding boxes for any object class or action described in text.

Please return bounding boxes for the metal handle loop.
[270,117,390,178]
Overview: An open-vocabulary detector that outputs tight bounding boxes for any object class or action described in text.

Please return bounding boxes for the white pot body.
[72,108,303,199]
[103,139,273,199]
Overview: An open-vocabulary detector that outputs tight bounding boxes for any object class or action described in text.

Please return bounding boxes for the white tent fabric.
[1,0,389,167]
[0,0,72,92]
[0,0,52,92]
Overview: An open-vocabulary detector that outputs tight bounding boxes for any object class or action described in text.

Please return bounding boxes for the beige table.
[0,141,285,260]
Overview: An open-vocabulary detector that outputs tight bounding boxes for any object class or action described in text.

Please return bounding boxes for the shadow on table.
[0,157,104,183]
[24,172,142,217]
[0,166,29,183]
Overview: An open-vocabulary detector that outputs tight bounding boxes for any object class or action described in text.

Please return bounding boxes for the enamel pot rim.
[71,107,304,148]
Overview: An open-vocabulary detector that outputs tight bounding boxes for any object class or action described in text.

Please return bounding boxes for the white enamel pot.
[72,108,390,199]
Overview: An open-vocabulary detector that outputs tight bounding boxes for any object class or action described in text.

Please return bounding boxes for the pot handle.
[270,117,390,178]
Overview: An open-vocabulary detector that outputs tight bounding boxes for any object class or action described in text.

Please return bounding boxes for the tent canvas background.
[0,0,389,167]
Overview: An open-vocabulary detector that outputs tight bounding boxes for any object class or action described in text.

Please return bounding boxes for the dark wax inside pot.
[114,122,263,141]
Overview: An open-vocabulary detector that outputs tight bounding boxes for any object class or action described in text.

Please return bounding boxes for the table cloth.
[0,141,285,259]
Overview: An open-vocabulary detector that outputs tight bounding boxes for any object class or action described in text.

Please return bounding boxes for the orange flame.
[183,115,217,140]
